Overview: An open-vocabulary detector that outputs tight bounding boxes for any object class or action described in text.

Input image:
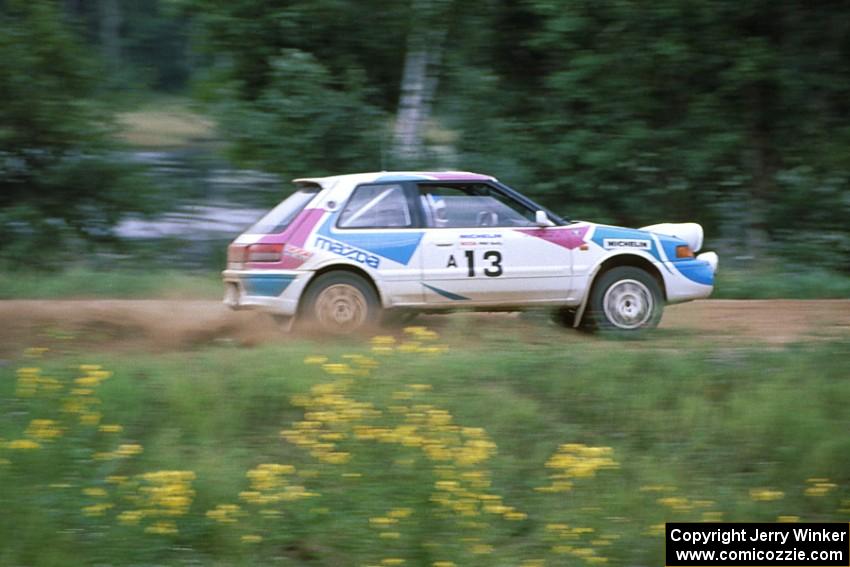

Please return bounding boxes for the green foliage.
[1,333,848,564]
[182,0,417,180]
[0,0,158,264]
[63,0,192,91]
[182,0,850,267]
[0,1,102,151]
[4,0,848,271]
[213,49,387,179]
[441,0,850,263]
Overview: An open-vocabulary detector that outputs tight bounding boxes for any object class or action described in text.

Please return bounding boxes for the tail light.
[247,243,284,263]
[227,244,248,267]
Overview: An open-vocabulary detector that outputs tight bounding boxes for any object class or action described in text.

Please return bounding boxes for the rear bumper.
[222,269,313,316]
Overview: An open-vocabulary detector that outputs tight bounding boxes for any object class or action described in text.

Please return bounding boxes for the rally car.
[223,171,718,333]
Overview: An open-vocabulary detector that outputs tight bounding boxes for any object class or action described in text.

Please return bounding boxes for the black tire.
[585,266,663,333]
[299,272,380,335]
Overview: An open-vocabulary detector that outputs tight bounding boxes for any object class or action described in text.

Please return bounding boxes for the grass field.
[1,327,848,566]
[0,269,222,300]
[115,97,216,148]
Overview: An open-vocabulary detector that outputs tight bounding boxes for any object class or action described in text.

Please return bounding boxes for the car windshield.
[245,185,320,234]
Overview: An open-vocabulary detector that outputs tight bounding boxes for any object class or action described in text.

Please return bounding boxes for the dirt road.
[1,300,849,357]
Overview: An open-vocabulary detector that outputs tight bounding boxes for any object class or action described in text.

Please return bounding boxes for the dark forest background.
[2,0,849,273]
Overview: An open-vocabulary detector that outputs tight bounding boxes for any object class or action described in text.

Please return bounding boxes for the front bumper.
[662,252,719,303]
[222,269,313,316]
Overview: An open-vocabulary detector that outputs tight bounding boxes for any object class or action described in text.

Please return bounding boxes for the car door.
[416,183,572,305]
[316,182,425,305]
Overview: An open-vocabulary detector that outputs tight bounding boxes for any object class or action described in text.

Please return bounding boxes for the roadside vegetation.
[2,328,848,565]
[0,268,221,300]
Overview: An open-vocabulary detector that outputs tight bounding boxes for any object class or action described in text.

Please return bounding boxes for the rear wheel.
[300,272,380,334]
[586,267,663,332]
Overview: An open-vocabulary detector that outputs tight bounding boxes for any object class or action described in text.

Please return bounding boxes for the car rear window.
[246,185,320,234]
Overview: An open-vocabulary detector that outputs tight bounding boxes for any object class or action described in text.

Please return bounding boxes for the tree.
[441,0,850,267]
[0,0,151,263]
[391,0,451,164]
[184,0,417,181]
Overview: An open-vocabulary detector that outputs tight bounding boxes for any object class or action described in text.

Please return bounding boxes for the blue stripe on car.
[668,259,714,286]
[374,174,429,182]
[316,215,424,266]
[422,283,469,301]
[244,274,295,297]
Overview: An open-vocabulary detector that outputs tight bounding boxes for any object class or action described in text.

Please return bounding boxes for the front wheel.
[300,272,380,334]
[586,267,663,332]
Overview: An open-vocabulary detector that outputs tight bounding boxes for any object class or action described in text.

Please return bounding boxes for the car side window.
[338,183,412,228]
[419,184,537,228]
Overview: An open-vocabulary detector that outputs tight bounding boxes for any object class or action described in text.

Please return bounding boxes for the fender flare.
[301,260,386,309]
[572,252,666,328]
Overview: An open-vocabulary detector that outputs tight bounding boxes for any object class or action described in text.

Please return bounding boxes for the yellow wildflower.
[116,443,143,457]
[207,504,242,523]
[7,439,41,450]
[118,510,144,524]
[82,503,113,516]
[804,479,836,497]
[749,488,784,502]
[657,497,692,510]
[80,412,102,426]
[145,520,178,535]
[25,419,63,440]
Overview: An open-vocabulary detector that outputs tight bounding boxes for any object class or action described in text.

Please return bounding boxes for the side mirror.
[535,210,555,227]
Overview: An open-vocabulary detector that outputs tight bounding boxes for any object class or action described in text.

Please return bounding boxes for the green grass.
[0,268,221,300]
[115,96,217,149]
[1,332,848,565]
[714,266,850,299]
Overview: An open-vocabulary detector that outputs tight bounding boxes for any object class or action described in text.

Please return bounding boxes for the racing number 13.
[464,250,503,277]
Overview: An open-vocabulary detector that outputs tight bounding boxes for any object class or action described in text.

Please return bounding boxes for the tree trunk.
[392,0,448,165]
